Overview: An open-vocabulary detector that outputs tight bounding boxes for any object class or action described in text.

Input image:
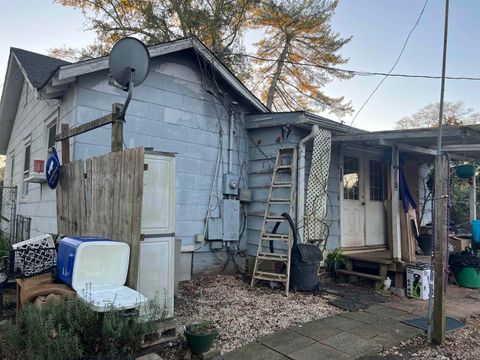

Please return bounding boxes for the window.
[47,122,57,153]
[369,160,384,201]
[22,143,30,197]
[343,156,360,200]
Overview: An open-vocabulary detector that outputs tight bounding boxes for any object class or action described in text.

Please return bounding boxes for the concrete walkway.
[223,286,480,360]
[223,304,422,360]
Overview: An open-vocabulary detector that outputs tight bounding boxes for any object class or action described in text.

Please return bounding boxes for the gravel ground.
[154,274,343,358]
[366,315,480,360]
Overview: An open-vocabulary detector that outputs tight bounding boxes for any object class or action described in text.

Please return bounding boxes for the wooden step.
[272,182,292,188]
[336,269,384,281]
[257,253,289,262]
[269,199,291,204]
[265,216,287,222]
[261,233,289,240]
[253,271,288,282]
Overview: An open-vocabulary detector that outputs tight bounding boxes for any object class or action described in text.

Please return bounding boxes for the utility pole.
[429,0,450,346]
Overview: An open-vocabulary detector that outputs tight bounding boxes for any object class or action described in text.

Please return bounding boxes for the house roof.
[11,48,70,89]
[246,111,365,135]
[332,124,480,160]
[0,37,269,154]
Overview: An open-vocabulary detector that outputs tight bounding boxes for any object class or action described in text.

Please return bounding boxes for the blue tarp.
[399,154,417,213]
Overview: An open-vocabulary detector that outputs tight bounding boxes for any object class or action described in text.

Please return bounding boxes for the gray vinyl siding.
[3,80,76,236]
[72,54,252,275]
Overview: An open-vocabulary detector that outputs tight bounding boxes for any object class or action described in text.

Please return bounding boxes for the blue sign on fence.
[46,147,60,189]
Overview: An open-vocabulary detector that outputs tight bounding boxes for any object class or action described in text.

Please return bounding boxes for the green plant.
[6,296,163,360]
[324,248,345,273]
[187,320,216,335]
[0,235,11,272]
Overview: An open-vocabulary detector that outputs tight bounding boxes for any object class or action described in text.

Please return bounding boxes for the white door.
[141,153,175,235]
[341,152,386,247]
[341,154,365,247]
[137,238,174,318]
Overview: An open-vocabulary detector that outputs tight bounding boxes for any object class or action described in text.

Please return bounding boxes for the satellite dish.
[109,37,150,89]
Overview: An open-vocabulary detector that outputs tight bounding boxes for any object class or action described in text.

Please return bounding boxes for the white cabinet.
[137,151,175,318]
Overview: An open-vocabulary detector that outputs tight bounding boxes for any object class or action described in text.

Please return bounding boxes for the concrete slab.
[347,319,423,346]
[223,342,288,360]
[363,304,408,319]
[339,311,383,325]
[382,300,427,314]
[319,316,366,331]
[288,342,352,360]
[290,320,343,341]
[320,332,382,357]
[258,329,316,355]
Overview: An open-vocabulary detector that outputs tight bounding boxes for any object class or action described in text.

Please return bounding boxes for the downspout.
[297,125,319,243]
[228,105,237,174]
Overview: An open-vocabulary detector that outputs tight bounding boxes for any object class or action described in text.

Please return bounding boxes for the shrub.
[6,297,163,360]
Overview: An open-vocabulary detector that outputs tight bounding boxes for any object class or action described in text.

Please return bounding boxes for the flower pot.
[184,326,218,354]
[455,164,476,178]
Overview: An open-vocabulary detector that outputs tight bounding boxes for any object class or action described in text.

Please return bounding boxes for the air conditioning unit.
[24,160,47,184]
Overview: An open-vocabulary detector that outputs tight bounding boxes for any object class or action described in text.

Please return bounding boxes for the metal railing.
[0,186,17,244]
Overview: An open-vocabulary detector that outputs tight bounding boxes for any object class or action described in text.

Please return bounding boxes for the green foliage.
[187,320,216,335]
[0,235,11,272]
[324,248,345,273]
[6,297,163,360]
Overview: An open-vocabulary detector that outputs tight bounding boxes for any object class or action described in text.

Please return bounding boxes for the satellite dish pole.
[108,37,151,150]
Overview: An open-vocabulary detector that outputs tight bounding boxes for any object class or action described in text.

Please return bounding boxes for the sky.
[1,0,480,131]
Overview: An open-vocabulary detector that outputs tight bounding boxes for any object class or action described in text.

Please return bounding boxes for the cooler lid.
[72,241,130,292]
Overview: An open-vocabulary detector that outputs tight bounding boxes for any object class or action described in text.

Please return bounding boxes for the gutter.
[297,124,319,243]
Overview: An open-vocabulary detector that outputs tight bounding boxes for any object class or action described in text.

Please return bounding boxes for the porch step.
[336,269,384,281]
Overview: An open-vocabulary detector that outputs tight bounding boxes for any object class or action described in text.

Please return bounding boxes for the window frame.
[22,141,31,198]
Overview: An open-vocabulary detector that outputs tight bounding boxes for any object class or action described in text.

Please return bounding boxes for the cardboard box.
[406,263,431,300]
[449,236,471,253]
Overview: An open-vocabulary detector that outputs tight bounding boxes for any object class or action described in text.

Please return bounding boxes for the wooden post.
[61,124,70,164]
[470,175,476,221]
[433,154,448,345]
[111,103,124,152]
[391,146,401,261]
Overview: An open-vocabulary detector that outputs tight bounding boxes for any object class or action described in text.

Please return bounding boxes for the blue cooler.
[57,237,147,312]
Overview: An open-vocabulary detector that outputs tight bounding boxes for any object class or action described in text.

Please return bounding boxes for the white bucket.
[383,277,392,290]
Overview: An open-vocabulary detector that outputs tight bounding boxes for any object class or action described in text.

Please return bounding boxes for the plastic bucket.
[456,267,480,288]
[471,220,480,244]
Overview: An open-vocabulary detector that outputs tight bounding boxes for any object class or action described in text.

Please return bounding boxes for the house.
[2,36,479,283]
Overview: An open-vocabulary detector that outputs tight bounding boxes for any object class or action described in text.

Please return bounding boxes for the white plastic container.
[58,237,147,312]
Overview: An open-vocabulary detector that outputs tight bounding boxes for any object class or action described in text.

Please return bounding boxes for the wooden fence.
[56,147,144,288]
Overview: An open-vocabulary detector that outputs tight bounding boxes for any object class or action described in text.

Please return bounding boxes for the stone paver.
[320,332,383,357]
[319,315,365,331]
[363,304,408,319]
[339,311,383,325]
[289,342,352,360]
[258,329,316,355]
[223,342,288,360]
[290,319,343,341]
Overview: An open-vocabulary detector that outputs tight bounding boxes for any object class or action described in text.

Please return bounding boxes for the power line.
[349,0,430,126]
[236,53,480,81]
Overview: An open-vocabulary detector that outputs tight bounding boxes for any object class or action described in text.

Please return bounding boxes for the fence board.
[56,148,144,288]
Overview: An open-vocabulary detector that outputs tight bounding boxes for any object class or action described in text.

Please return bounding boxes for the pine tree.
[251,0,352,115]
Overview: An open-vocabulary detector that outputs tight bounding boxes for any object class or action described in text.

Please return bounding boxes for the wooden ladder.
[251,147,297,296]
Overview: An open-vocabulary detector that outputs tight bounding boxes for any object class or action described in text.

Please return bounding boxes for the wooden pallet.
[141,318,177,349]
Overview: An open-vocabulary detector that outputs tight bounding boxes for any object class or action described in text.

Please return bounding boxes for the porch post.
[391,145,401,261]
[470,174,476,221]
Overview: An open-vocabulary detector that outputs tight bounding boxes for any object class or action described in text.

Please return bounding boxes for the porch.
[332,124,480,288]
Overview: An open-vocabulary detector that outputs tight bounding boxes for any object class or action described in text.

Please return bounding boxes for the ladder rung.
[253,271,288,282]
[258,252,288,259]
[276,165,292,171]
[265,216,287,222]
[269,199,291,204]
[262,233,289,240]
[272,182,292,188]
[257,255,288,262]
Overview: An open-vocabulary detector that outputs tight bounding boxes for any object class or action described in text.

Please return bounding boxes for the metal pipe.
[297,125,319,243]
[228,109,235,174]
